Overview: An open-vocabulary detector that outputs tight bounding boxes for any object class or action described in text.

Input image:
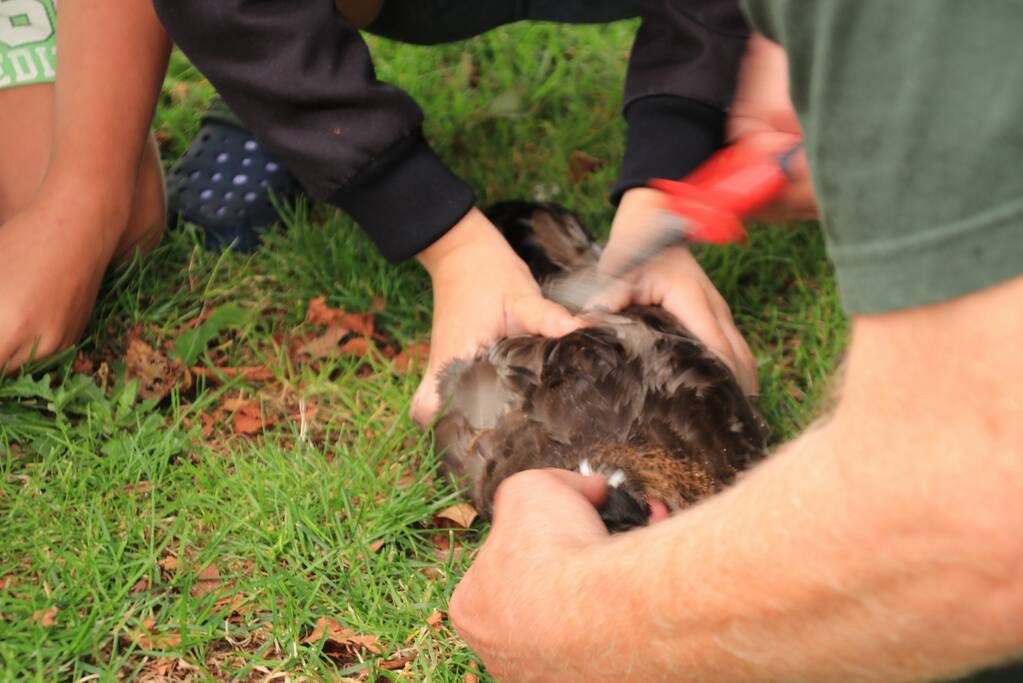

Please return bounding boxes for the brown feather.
[435,203,770,531]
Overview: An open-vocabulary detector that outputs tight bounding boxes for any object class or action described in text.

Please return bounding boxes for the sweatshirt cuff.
[610,95,726,205]
[328,132,476,263]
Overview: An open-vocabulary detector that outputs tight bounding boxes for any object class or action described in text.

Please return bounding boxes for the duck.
[434,201,770,532]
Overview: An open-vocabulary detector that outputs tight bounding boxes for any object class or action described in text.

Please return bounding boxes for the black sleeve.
[611,0,750,204]
[152,0,475,263]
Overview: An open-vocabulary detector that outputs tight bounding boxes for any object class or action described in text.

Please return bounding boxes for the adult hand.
[450,469,621,681]
[727,32,817,222]
[411,208,584,426]
[588,188,758,395]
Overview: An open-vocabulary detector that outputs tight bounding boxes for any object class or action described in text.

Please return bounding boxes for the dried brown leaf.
[233,413,264,435]
[297,324,348,360]
[568,150,604,184]
[380,653,417,670]
[434,503,478,529]
[213,592,249,614]
[158,555,179,572]
[340,337,372,357]
[305,296,376,337]
[302,616,350,645]
[367,540,386,554]
[125,339,192,400]
[200,413,215,438]
[394,343,430,375]
[73,353,94,375]
[131,617,183,650]
[190,365,274,383]
[30,606,58,627]
[190,564,222,597]
[302,616,383,657]
[426,610,445,629]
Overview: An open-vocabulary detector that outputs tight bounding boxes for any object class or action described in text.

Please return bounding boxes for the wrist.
[415,207,509,277]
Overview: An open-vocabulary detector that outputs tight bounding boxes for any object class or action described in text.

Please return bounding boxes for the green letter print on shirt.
[0,0,57,89]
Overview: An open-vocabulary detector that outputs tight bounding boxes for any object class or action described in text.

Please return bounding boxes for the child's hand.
[588,188,758,395]
[0,182,161,372]
[0,201,113,371]
[411,208,584,426]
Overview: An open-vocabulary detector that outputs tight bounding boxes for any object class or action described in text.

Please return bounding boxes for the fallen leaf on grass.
[380,652,417,671]
[124,481,153,496]
[213,592,250,614]
[340,337,372,357]
[126,339,192,400]
[130,577,150,594]
[568,150,604,184]
[367,540,386,554]
[130,617,183,650]
[190,365,275,383]
[158,555,179,572]
[200,412,215,438]
[190,564,222,598]
[297,325,348,360]
[394,343,430,375]
[223,397,270,435]
[426,610,445,629]
[434,503,478,529]
[29,606,58,627]
[0,575,13,590]
[73,353,94,375]
[302,616,382,659]
[305,296,376,337]
[233,413,264,435]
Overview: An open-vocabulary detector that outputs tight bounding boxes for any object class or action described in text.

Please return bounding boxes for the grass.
[0,21,847,681]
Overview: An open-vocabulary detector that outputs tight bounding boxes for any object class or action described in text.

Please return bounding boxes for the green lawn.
[0,22,847,681]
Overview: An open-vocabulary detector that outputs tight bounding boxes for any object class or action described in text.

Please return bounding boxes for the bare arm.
[451,274,1023,682]
[0,1,170,369]
[44,0,170,229]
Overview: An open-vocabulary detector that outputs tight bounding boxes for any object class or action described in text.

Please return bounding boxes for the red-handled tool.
[545,142,801,311]
[649,141,801,245]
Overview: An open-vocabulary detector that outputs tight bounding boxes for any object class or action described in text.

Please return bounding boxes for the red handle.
[648,143,796,245]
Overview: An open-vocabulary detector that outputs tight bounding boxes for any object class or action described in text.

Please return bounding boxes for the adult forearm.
[46,0,170,213]
[586,287,1023,682]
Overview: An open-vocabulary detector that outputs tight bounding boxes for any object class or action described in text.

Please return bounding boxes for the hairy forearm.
[46,0,170,214]
[579,278,1023,682]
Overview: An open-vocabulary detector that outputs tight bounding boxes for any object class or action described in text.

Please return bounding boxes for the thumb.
[540,468,611,507]
[506,295,584,338]
[411,371,441,427]
[494,468,610,516]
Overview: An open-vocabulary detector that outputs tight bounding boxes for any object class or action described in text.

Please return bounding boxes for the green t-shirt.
[743,3,1023,681]
[744,0,1023,314]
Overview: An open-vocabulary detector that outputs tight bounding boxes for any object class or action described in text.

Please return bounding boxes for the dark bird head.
[577,457,653,533]
[599,486,651,533]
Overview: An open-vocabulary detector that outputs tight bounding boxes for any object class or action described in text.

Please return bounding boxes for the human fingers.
[504,294,585,339]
